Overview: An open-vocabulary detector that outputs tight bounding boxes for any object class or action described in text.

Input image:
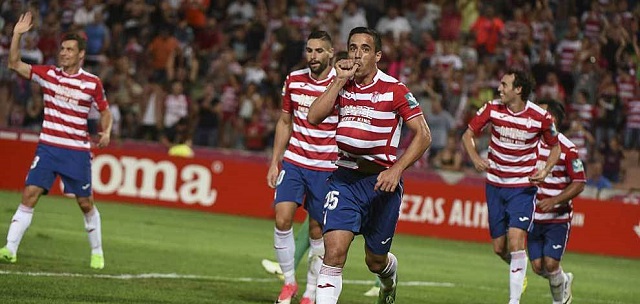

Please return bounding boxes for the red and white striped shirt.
[31,65,108,151]
[282,68,338,171]
[334,70,424,168]
[468,100,559,187]
[625,97,640,129]
[555,39,581,73]
[534,134,586,223]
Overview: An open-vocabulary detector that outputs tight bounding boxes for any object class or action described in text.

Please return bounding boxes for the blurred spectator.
[432,133,464,172]
[586,161,613,191]
[137,82,165,141]
[536,72,566,103]
[457,0,479,35]
[193,83,221,147]
[565,115,596,163]
[147,27,180,83]
[568,89,597,131]
[439,1,462,41]
[427,99,455,164]
[73,0,103,28]
[555,16,581,94]
[407,1,437,44]
[22,85,43,132]
[182,0,209,31]
[580,1,606,42]
[19,32,43,65]
[470,6,503,57]
[161,80,190,145]
[376,6,411,43]
[244,110,267,152]
[83,10,110,70]
[600,136,625,183]
[339,0,368,46]
[594,88,623,146]
[624,92,640,150]
[227,0,255,26]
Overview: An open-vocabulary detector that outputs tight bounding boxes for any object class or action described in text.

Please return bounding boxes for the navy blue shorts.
[25,144,92,197]
[273,161,332,224]
[322,168,402,255]
[527,222,570,261]
[486,184,536,239]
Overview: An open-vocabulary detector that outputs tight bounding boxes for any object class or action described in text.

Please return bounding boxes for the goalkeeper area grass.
[0,191,637,304]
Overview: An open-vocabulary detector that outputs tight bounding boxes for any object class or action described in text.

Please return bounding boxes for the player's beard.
[308,60,328,75]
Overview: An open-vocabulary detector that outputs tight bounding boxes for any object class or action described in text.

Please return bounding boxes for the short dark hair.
[506,69,534,99]
[308,30,332,45]
[348,27,382,52]
[537,99,565,127]
[62,32,87,51]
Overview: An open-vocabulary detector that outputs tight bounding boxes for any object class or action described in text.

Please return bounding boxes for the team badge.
[405,92,419,108]
[572,159,584,172]
[372,91,380,103]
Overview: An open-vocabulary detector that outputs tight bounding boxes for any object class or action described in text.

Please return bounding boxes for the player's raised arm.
[307,59,356,125]
[8,12,34,79]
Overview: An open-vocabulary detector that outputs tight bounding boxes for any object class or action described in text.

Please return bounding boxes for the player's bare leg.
[532,257,570,304]
[301,218,324,303]
[316,229,353,304]
[365,247,398,304]
[506,228,528,304]
[77,196,104,269]
[1,185,43,263]
[274,201,298,303]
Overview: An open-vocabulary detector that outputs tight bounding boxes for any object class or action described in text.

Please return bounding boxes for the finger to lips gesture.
[14,12,33,35]
[334,59,359,79]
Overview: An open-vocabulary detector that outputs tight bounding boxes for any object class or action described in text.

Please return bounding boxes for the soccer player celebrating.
[529,99,585,304]
[0,12,112,269]
[461,69,560,304]
[268,30,338,304]
[308,27,431,304]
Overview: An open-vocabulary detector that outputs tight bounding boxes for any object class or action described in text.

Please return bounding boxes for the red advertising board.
[1,135,638,259]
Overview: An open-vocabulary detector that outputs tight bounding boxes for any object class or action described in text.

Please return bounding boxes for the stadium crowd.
[0,0,638,190]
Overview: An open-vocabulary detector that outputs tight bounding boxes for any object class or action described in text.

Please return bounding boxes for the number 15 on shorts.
[323,191,339,225]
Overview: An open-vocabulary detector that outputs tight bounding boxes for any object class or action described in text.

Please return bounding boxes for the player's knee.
[493,246,507,258]
[530,261,544,276]
[365,254,387,274]
[543,259,560,274]
[323,248,347,268]
[76,198,93,213]
[274,216,293,231]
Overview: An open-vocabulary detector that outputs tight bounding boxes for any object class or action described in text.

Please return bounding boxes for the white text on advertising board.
[91,155,217,206]
[399,194,489,228]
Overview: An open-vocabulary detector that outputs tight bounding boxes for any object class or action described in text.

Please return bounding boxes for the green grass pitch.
[0,191,637,303]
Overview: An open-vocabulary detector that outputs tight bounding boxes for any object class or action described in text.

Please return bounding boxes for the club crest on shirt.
[372,91,380,103]
[404,92,419,108]
[572,159,584,172]
[526,117,532,129]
